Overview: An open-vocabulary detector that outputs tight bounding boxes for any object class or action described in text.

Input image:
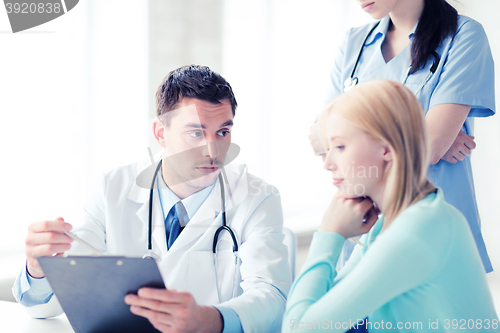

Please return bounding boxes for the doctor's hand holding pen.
[24,217,74,278]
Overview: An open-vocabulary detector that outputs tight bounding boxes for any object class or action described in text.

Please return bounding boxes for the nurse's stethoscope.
[344,21,440,95]
[144,159,239,302]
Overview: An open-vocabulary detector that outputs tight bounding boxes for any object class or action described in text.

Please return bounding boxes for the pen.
[64,231,103,255]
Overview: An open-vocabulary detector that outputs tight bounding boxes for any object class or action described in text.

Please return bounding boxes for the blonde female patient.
[283,80,498,333]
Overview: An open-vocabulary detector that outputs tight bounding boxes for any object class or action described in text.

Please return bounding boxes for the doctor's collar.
[157,169,217,221]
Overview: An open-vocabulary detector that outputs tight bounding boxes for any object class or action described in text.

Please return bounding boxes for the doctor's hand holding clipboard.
[124,288,223,333]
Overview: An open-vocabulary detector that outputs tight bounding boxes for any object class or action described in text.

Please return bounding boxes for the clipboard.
[38,256,165,333]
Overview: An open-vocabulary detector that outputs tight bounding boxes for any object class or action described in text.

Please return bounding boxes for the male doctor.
[13,65,291,333]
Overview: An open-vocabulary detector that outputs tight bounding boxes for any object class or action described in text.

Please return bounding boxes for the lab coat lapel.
[126,159,167,259]
[165,177,223,255]
[166,163,247,254]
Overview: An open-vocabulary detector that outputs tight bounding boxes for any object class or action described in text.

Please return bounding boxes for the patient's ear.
[381,142,393,162]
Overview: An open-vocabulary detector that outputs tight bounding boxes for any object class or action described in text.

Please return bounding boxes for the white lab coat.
[19,158,292,332]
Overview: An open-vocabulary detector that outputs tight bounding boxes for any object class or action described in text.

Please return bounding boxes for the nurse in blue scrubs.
[311,0,495,273]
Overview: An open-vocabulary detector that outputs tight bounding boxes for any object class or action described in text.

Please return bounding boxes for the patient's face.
[323,113,386,198]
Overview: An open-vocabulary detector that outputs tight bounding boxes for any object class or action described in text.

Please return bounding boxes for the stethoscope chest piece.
[344,77,358,92]
[143,252,160,262]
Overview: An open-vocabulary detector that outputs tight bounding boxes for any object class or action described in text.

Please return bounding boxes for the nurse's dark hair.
[155,65,237,122]
[410,0,458,74]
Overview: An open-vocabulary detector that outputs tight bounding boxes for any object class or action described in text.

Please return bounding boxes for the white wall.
[0,0,149,279]
[0,2,87,277]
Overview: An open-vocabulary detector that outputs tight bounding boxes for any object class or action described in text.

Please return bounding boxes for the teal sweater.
[283,189,498,332]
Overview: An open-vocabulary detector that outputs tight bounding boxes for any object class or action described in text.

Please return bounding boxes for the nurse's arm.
[425,103,475,164]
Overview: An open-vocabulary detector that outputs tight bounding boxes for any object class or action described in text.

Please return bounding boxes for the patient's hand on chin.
[361,197,380,223]
[320,195,380,238]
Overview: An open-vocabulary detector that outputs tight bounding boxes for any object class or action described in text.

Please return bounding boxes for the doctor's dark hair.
[410,0,458,74]
[155,65,237,123]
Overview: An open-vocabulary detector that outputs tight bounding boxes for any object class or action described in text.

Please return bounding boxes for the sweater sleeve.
[282,223,441,332]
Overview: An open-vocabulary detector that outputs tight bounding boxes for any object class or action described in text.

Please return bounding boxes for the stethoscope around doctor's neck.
[343,21,440,94]
[144,159,239,302]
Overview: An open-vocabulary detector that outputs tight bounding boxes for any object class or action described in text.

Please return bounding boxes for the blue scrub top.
[327,15,495,272]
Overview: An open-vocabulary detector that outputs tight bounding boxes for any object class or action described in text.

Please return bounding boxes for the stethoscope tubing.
[147,160,238,257]
[349,21,381,81]
[345,20,440,94]
[148,160,164,253]
[213,173,239,254]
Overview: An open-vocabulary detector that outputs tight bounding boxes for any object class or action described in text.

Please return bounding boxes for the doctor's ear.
[153,119,167,148]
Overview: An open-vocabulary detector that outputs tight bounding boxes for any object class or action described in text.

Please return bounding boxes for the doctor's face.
[357,0,401,20]
[156,98,233,195]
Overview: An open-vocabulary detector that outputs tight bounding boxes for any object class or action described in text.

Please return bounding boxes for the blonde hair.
[320,80,436,226]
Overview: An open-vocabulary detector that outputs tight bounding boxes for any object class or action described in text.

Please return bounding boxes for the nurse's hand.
[309,116,327,160]
[320,195,379,239]
[441,131,476,164]
[125,288,223,333]
[25,217,73,278]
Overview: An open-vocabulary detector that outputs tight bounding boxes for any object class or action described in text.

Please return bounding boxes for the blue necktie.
[166,203,182,250]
